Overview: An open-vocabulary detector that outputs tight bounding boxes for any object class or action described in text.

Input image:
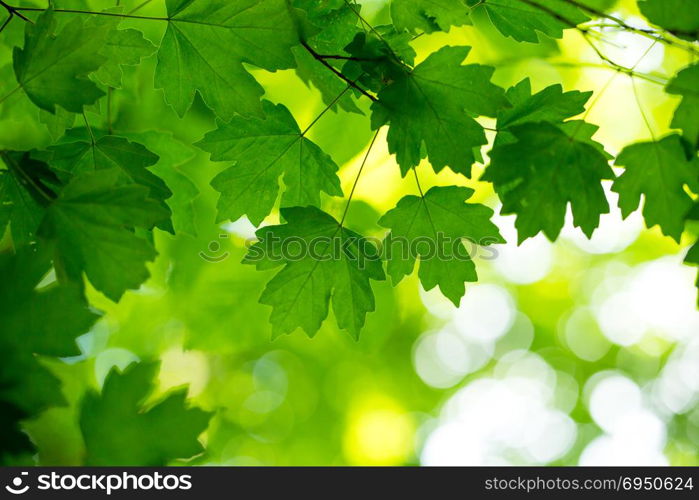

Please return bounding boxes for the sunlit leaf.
[379,185,504,305]
[484,121,614,242]
[244,206,384,338]
[613,134,699,242]
[197,100,342,226]
[372,46,508,176]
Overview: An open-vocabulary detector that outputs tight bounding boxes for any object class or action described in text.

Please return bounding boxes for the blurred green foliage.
[1,0,698,466]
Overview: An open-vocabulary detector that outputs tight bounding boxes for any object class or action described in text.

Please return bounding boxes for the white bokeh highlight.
[491,213,553,284]
[592,257,699,346]
[421,352,577,465]
[580,373,668,466]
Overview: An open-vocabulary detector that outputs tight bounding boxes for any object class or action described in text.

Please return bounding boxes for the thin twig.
[572,38,660,139]
[0,1,32,23]
[342,0,411,70]
[10,5,167,21]
[300,85,352,136]
[412,168,425,197]
[549,61,669,86]
[107,88,113,135]
[0,151,54,202]
[571,70,617,138]
[513,0,698,55]
[554,0,699,49]
[82,111,95,145]
[412,166,440,242]
[631,77,656,141]
[312,53,376,62]
[339,129,380,227]
[128,0,154,15]
[301,41,377,102]
[0,85,21,106]
[0,12,11,33]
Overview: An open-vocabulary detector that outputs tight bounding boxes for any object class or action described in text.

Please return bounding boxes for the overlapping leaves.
[638,0,699,41]
[155,0,306,120]
[483,79,613,242]
[0,246,99,461]
[371,45,508,177]
[485,121,614,242]
[1,142,170,302]
[40,168,169,301]
[197,100,343,226]
[390,0,471,34]
[468,0,588,42]
[12,9,109,113]
[0,0,697,357]
[291,0,363,113]
[667,63,699,150]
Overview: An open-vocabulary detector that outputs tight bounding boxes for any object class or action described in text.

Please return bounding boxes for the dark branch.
[560,0,697,40]
[8,5,168,21]
[342,0,411,70]
[313,53,377,62]
[0,12,11,33]
[0,1,32,23]
[301,41,378,102]
[515,0,698,55]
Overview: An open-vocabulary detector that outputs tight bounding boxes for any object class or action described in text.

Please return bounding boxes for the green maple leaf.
[612,134,699,242]
[371,46,508,177]
[40,169,169,301]
[39,107,76,141]
[469,0,589,43]
[0,246,99,405]
[0,247,98,360]
[13,9,109,113]
[557,120,613,159]
[0,152,59,246]
[94,25,157,88]
[493,78,608,157]
[666,63,699,149]
[0,246,99,459]
[0,401,32,462]
[80,361,212,466]
[155,0,305,120]
[483,121,614,242]
[358,26,417,66]
[44,132,173,233]
[197,100,343,226]
[391,0,472,34]
[343,26,416,93]
[244,206,385,339]
[378,185,504,305]
[497,78,591,131]
[129,131,199,237]
[639,0,699,40]
[292,0,363,113]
